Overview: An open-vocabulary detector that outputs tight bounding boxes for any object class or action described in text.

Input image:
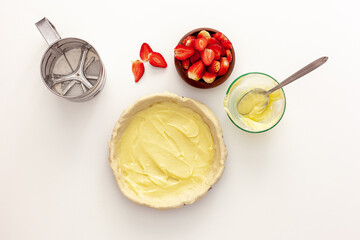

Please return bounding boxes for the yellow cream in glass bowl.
[224,73,286,133]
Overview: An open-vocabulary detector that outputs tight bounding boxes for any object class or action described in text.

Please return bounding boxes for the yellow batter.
[237,89,282,122]
[115,101,215,199]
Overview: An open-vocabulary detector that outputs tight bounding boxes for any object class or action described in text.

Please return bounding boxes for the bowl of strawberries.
[174,28,235,88]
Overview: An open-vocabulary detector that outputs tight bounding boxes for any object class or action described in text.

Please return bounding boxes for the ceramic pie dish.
[108,92,227,209]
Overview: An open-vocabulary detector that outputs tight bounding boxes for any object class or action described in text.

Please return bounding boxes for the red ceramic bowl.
[174,28,235,89]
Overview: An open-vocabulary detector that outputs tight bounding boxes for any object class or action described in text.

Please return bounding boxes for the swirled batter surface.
[115,101,214,199]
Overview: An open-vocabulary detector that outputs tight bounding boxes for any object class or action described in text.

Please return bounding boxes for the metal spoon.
[237,56,328,115]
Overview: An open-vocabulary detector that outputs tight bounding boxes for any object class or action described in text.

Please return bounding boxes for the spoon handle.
[268,56,328,94]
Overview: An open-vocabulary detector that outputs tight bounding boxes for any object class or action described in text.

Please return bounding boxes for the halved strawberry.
[182,36,196,47]
[207,44,222,60]
[194,37,208,51]
[190,51,201,64]
[132,60,144,82]
[213,32,228,42]
[182,59,190,70]
[226,49,232,63]
[202,72,217,83]
[208,37,220,45]
[201,48,215,66]
[149,52,167,68]
[218,57,229,76]
[221,39,233,49]
[174,44,195,60]
[208,60,220,73]
[188,60,205,81]
[197,30,211,39]
[140,43,153,61]
[221,46,227,56]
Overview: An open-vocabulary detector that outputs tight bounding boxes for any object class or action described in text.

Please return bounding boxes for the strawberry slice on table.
[149,52,167,68]
[174,44,195,60]
[226,49,232,63]
[218,57,229,76]
[140,43,153,61]
[202,72,217,83]
[201,48,215,66]
[188,60,205,81]
[182,36,196,47]
[182,59,190,70]
[132,60,145,82]
[194,37,208,51]
[197,30,211,39]
[190,51,201,64]
[207,44,222,60]
[207,60,220,73]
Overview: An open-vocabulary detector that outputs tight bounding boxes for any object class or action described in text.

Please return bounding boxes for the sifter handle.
[35,18,61,46]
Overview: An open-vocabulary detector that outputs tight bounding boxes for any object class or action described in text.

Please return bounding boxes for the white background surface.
[1,0,360,239]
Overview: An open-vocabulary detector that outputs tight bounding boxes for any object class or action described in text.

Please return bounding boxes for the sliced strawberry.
[218,57,230,76]
[226,49,232,63]
[208,37,220,45]
[207,44,222,60]
[197,30,211,39]
[190,51,201,64]
[182,36,196,47]
[149,52,167,68]
[221,39,233,49]
[213,32,228,42]
[221,46,227,56]
[132,60,144,82]
[194,37,208,51]
[208,60,220,73]
[188,60,205,81]
[202,72,217,83]
[174,44,195,60]
[182,59,190,70]
[201,48,215,66]
[140,43,153,61]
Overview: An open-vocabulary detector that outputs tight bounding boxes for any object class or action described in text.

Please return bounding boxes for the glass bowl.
[224,72,286,133]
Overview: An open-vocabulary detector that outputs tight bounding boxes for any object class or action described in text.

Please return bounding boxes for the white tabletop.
[1,0,360,239]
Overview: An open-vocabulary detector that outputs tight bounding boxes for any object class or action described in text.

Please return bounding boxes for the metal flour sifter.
[36,18,106,102]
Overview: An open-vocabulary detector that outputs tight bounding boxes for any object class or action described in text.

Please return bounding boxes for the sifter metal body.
[36,18,106,102]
